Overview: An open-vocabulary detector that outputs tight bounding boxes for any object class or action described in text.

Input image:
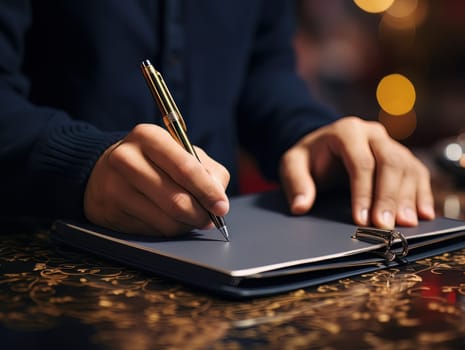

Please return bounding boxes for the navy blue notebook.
[53,191,465,298]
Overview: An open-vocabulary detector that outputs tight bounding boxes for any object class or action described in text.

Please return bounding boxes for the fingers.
[279,116,435,229]
[84,124,230,236]
[86,169,200,236]
[367,127,435,228]
[397,157,435,222]
[111,178,200,237]
[106,140,212,228]
[333,125,377,227]
[369,137,409,228]
[127,125,229,217]
[347,119,435,228]
[195,147,231,189]
[392,167,419,226]
[279,146,316,215]
[414,163,436,220]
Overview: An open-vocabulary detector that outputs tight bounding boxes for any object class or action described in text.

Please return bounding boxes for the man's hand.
[84,124,230,236]
[279,116,435,228]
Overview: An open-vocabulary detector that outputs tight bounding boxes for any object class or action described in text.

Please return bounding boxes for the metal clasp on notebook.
[352,227,409,262]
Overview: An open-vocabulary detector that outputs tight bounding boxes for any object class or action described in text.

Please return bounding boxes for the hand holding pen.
[141,60,230,240]
[82,73,230,239]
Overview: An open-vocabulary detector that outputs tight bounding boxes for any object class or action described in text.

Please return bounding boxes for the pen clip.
[352,227,409,262]
[141,62,187,132]
[156,75,187,132]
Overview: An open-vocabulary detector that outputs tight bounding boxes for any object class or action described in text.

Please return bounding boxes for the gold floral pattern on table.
[1,230,464,349]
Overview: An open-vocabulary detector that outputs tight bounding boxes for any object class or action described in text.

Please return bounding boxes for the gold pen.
[141,59,230,241]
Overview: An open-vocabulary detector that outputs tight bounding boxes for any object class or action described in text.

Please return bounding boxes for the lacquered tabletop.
[1,154,464,350]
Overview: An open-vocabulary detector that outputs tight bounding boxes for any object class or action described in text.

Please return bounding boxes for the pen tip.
[220,226,230,242]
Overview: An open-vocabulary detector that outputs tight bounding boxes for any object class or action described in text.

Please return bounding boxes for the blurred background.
[240,0,465,194]
[294,0,465,146]
[240,0,465,193]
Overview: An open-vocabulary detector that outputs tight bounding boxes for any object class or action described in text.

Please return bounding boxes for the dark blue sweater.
[0,0,338,220]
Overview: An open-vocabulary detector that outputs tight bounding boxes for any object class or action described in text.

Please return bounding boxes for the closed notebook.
[53,190,465,298]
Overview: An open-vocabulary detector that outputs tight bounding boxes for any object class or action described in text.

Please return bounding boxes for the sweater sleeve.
[237,0,340,180]
[0,1,125,220]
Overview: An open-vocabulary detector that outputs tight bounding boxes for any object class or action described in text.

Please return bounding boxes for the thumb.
[279,149,316,215]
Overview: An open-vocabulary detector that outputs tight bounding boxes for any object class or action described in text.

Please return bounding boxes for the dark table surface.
[1,153,465,350]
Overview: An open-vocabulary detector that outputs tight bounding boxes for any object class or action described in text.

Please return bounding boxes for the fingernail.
[290,194,309,215]
[403,207,418,224]
[293,194,307,208]
[360,208,369,225]
[212,200,229,216]
[382,210,394,228]
[211,174,224,189]
[421,204,435,219]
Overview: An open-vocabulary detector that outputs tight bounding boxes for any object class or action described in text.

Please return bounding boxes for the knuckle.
[219,164,231,185]
[354,154,376,172]
[169,192,192,219]
[399,196,415,208]
[376,195,398,210]
[338,116,363,128]
[106,151,122,169]
[352,192,372,207]
[333,116,367,134]
[331,117,364,141]
[371,121,388,136]
[176,156,200,176]
[335,117,389,139]
[381,152,400,169]
[209,162,230,187]
[131,123,154,139]
[106,143,131,169]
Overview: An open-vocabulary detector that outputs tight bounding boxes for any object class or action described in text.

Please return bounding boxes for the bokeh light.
[386,0,418,18]
[444,194,462,219]
[381,0,428,30]
[378,109,417,140]
[376,73,416,115]
[378,0,428,51]
[379,14,417,48]
[353,0,395,13]
[444,143,463,162]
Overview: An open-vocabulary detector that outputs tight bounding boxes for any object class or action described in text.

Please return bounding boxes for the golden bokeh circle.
[387,0,418,18]
[376,73,416,115]
[353,0,395,13]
